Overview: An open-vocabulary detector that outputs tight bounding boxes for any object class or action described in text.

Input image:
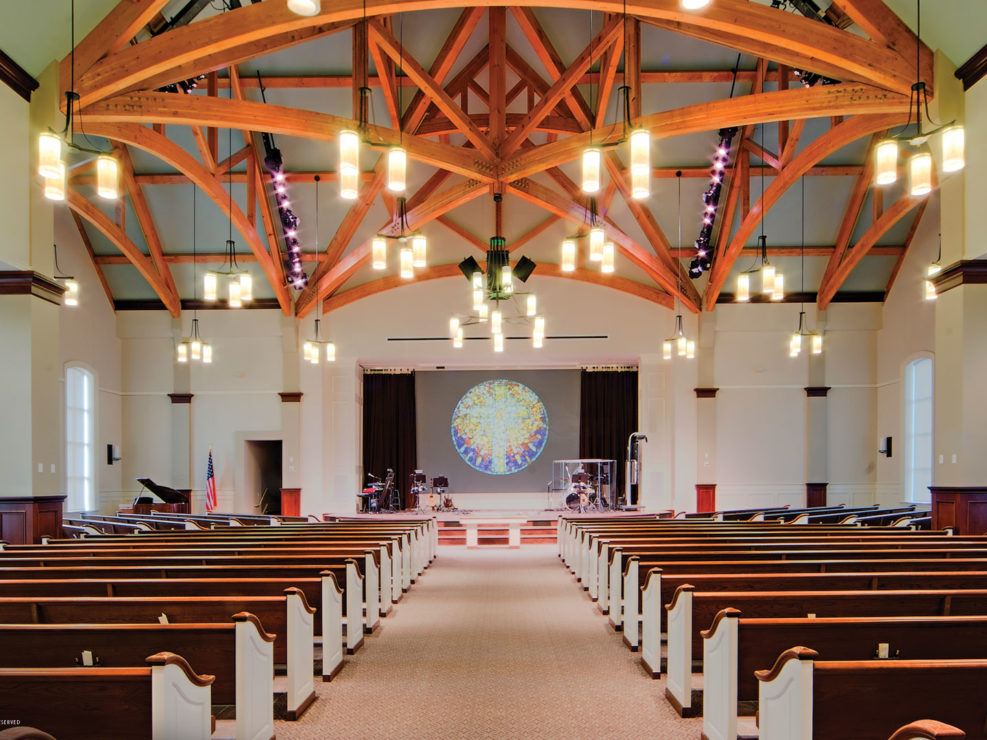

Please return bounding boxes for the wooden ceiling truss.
[62,0,935,315]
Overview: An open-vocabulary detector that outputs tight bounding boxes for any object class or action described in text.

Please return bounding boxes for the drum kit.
[564,471,609,512]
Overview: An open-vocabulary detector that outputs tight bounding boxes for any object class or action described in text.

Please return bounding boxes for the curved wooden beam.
[77,122,291,315]
[321,263,672,314]
[295,177,488,317]
[66,188,181,316]
[76,92,497,182]
[507,177,700,313]
[68,0,919,109]
[704,113,905,308]
[500,83,909,182]
[818,193,922,308]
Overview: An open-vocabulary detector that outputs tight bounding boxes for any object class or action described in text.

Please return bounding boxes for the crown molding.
[0,49,38,102]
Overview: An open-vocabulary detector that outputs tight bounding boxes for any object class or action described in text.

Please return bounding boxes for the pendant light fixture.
[286,0,320,16]
[601,241,615,273]
[873,0,964,193]
[924,234,942,301]
[450,195,542,351]
[663,172,695,361]
[740,124,782,300]
[205,126,252,306]
[302,176,336,364]
[375,197,426,278]
[39,0,119,203]
[177,186,212,364]
[52,243,78,306]
[789,177,821,357]
[561,238,577,272]
[387,14,408,193]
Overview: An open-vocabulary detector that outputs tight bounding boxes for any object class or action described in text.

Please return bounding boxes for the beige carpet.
[275,545,703,739]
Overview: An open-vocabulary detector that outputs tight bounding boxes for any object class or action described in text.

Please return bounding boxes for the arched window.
[65,366,95,512]
[904,357,933,503]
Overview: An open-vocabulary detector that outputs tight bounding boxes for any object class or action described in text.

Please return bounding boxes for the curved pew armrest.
[888,720,967,740]
[231,611,277,642]
[755,646,820,683]
[283,586,318,615]
[144,651,215,686]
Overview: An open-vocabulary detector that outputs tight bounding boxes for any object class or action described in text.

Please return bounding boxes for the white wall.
[875,197,939,507]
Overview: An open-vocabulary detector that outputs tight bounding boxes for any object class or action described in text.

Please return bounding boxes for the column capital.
[694,387,718,399]
[167,393,194,404]
[279,392,303,403]
[805,386,831,397]
[931,259,987,295]
[0,271,65,305]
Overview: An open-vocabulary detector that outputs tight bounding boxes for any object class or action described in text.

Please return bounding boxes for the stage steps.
[437,519,557,547]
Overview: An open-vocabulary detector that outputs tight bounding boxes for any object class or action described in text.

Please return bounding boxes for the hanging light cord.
[675,170,683,310]
[314,175,322,333]
[800,175,805,306]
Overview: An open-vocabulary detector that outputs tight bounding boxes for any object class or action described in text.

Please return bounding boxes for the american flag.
[205,449,217,512]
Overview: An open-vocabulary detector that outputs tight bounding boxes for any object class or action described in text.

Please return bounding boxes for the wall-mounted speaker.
[878,436,892,458]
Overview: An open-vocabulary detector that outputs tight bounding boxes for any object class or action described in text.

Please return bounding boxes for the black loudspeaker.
[513,256,536,282]
[879,436,892,457]
[458,257,481,280]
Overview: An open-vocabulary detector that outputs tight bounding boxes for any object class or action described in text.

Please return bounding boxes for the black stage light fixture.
[458,256,481,280]
[513,255,537,282]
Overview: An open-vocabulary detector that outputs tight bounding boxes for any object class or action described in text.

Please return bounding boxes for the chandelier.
[873,0,964,196]
[372,197,427,277]
[451,196,541,351]
[52,243,79,307]
[39,1,119,202]
[737,125,783,302]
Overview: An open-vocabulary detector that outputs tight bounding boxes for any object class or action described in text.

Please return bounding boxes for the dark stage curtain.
[362,372,417,510]
[579,369,638,504]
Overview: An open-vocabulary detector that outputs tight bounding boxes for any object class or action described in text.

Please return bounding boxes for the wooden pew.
[701,611,987,740]
[0,570,350,673]
[0,613,274,739]
[0,652,214,740]
[0,554,376,638]
[0,590,317,720]
[662,586,987,717]
[756,647,987,739]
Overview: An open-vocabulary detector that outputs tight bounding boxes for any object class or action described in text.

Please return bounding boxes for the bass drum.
[565,492,581,510]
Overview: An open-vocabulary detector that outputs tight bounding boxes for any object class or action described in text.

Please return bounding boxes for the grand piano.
[133,478,190,515]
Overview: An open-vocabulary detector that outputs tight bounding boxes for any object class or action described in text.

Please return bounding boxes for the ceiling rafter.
[369,19,495,158]
[228,65,287,295]
[78,121,292,314]
[322,261,673,315]
[883,200,927,301]
[501,16,622,154]
[818,193,924,308]
[705,113,905,307]
[712,58,766,268]
[70,211,115,310]
[293,160,388,317]
[66,188,181,316]
[116,144,179,302]
[499,83,909,183]
[65,0,921,113]
[75,91,498,181]
[508,15,695,305]
[403,7,485,135]
[818,132,886,298]
[368,17,400,128]
[508,177,704,312]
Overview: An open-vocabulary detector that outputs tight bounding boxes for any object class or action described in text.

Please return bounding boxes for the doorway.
[243,440,283,515]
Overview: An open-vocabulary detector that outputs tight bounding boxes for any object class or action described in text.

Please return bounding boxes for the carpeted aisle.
[276,545,701,739]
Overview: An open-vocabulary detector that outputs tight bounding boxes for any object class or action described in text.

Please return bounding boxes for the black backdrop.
[362,372,417,509]
[578,369,639,502]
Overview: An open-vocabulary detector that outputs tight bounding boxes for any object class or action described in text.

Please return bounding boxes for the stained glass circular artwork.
[451,379,549,475]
